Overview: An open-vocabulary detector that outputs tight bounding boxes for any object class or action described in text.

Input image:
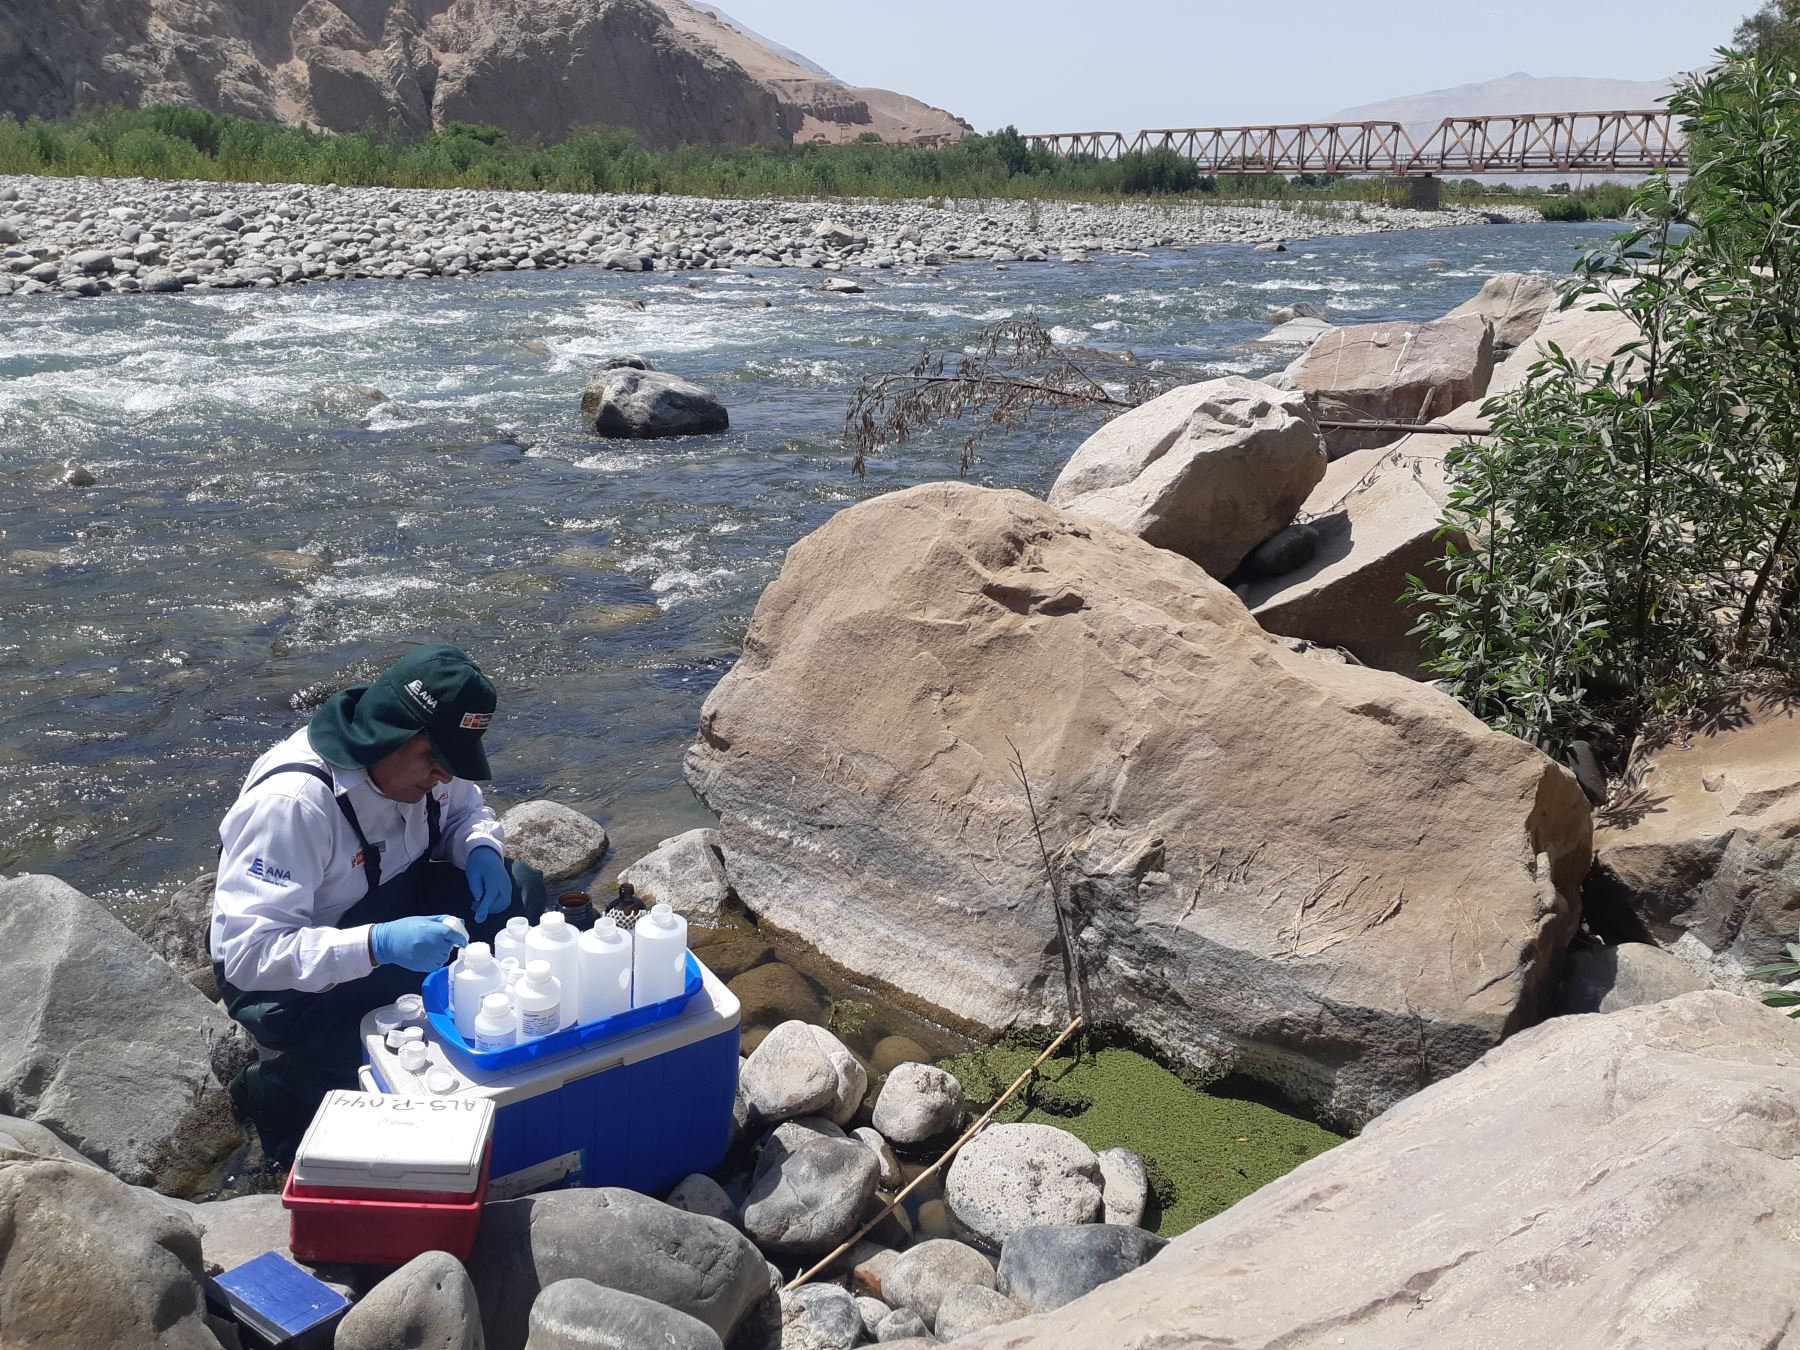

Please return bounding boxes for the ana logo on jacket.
[248,857,293,884]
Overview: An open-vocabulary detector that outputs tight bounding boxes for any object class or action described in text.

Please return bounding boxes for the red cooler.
[283,1090,495,1264]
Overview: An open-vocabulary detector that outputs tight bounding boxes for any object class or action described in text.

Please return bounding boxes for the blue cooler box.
[360,961,739,1201]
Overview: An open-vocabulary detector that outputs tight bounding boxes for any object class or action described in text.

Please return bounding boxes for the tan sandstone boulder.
[1045,377,1327,580]
[1243,433,1465,677]
[951,992,1800,1350]
[686,483,1591,1127]
[1446,271,1558,350]
[1590,692,1800,976]
[1488,286,1646,395]
[1282,314,1494,455]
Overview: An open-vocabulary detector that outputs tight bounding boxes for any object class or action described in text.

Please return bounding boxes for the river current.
[0,220,1614,916]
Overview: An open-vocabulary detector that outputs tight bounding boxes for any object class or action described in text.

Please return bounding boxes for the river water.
[0,220,1613,915]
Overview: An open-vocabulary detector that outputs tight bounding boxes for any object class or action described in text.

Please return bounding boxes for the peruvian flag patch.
[460,711,492,730]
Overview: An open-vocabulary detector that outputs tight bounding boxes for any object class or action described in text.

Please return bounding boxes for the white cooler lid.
[292,1090,494,1194]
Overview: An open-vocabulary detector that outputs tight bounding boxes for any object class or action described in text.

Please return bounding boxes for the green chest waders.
[214,763,545,1162]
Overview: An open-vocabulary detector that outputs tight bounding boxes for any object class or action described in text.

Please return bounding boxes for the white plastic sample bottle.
[525,909,581,1028]
[632,903,689,1007]
[576,915,633,1024]
[451,942,506,1041]
[514,960,564,1042]
[495,915,531,968]
[472,991,518,1052]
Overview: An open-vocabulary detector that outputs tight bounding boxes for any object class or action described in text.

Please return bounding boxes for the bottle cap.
[526,959,553,982]
[465,941,491,960]
[394,994,424,1022]
[506,916,529,935]
[481,992,511,1013]
[397,1025,425,1045]
[426,1070,456,1094]
[373,1007,403,1034]
[399,1042,428,1072]
[501,956,521,974]
[541,910,566,931]
[651,902,675,926]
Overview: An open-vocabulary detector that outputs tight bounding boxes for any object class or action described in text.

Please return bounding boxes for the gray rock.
[1269,300,1329,323]
[666,1171,738,1226]
[0,1112,101,1169]
[875,1308,930,1342]
[467,1187,768,1350]
[779,1283,863,1350]
[618,829,732,917]
[0,1161,218,1348]
[854,1295,893,1339]
[822,277,864,294]
[137,871,219,1000]
[741,1021,864,1125]
[598,353,655,371]
[1557,942,1708,1015]
[741,1131,878,1255]
[524,1279,722,1350]
[883,1238,996,1330]
[931,1283,1021,1338]
[583,368,729,439]
[1241,521,1318,581]
[1097,1147,1148,1228]
[0,874,243,1191]
[498,800,608,881]
[997,1223,1168,1313]
[67,248,113,274]
[871,1062,963,1146]
[853,1125,903,1187]
[61,462,96,487]
[769,1116,847,1148]
[944,1123,1103,1249]
[1254,240,1288,252]
[336,1250,484,1350]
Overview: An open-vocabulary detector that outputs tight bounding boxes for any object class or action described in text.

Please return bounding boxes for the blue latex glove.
[465,846,511,924]
[370,915,463,973]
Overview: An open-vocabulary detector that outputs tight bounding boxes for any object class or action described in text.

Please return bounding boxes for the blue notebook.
[207,1252,349,1348]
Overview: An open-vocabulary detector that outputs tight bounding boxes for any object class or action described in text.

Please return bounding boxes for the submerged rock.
[685,483,1591,1127]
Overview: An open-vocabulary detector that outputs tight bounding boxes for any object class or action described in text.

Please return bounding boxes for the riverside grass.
[0,106,1627,213]
[938,1039,1345,1238]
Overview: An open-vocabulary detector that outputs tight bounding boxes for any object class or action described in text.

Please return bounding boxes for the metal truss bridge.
[1024,110,1685,176]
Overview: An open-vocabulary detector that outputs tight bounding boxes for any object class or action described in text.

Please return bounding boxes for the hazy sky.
[714,0,1753,131]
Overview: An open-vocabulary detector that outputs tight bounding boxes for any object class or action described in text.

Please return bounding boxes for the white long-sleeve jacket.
[209,728,505,993]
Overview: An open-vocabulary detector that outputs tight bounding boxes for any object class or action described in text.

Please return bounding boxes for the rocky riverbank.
[0,173,1541,299]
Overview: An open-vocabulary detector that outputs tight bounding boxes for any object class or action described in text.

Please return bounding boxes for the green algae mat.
[939,1041,1347,1238]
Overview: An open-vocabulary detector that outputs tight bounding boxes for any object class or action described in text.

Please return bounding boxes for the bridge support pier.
[1387,175,1441,210]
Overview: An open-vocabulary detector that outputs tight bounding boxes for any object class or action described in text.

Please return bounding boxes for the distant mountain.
[1332,72,1676,130]
[0,0,969,148]
[687,2,840,83]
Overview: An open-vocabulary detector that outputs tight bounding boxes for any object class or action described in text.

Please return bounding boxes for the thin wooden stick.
[1316,418,1490,436]
[782,1014,1087,1293]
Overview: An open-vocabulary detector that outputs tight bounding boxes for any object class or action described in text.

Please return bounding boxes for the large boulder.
[1242,437,1469,678]
[1446,272,1558,350]
[950,993,1800,1349]
[466,1187,769,1350]
[136,872,220,1000]
[498,801,608,882]
[685,484,1592,1126]
[1282,314,1495,454]
[0,1161,219,1349]
[1487,286,1646,395]
[1589,692,1800,977]
[1045,377,1327,579]
[0,874,244,1191]
[0,1113,101,1170]
[582,368,729,439]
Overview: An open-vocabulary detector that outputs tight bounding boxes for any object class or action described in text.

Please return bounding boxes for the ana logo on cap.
[404,679,439,712]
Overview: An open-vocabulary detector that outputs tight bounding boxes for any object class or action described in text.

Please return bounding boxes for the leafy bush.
[1409,49,1800,752]
[1537,195,1594,222]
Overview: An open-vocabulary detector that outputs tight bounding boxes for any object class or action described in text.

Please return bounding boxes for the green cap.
[308,644,497,781]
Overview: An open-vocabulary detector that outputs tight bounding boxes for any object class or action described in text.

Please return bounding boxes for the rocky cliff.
[0,0,969,148]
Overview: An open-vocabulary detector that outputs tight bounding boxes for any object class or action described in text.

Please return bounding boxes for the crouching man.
[210,643,544,1160]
